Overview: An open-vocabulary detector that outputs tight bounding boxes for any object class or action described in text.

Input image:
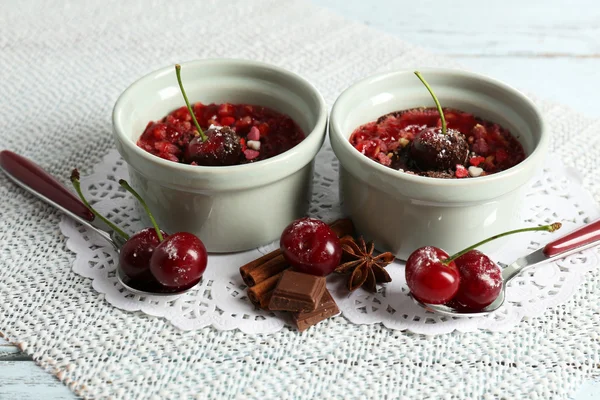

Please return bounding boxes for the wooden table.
[2,0,599,398]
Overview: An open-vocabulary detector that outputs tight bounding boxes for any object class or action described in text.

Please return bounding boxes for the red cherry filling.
[150,232,207,288]
[119,227,167,282]
[453,250,503,310]
[280,217,342,276]
[184,126,242,166]
[405,246,460,304]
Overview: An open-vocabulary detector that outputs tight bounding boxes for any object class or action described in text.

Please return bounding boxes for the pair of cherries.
[405,223,561,310]
[71,170,207,292]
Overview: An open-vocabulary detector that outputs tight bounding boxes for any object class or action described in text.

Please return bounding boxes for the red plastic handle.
[543,219,600,257]
[0,150,94,222]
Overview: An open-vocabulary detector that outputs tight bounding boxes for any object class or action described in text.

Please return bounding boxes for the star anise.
[335,236,395,292]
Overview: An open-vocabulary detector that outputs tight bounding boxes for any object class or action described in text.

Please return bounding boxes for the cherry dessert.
[71,169,207,292]
[137,64,305,166]
[405,223,562,310]
[280,217,342,276]
[349,71,525,178]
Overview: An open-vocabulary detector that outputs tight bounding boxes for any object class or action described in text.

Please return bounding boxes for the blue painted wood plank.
[572,380,600,400]
[0,361,76,400]
[312,0,600,56]
[0,338,20,355]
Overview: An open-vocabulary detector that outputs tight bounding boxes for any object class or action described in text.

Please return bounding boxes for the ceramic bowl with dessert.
[329,68,548,260]
[113,59,327,253]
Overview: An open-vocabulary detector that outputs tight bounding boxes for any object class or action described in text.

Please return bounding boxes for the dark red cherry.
[280,217,342,276]
[119,227,167,282]
[150,232,207,288]
[184,126,242,166]
[409,127,469,171]
[405,246,460,304]
[453,250,503,310]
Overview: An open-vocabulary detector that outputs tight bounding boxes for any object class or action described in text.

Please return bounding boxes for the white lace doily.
[60,145,600,335]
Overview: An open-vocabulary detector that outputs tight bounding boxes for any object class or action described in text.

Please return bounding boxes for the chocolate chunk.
[292,290,339,332]
[420,170,455,179]
[268,270,326,312]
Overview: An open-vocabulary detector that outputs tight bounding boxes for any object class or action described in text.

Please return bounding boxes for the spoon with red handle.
[0,150,200,297]
[0,150,123,248]
[412,218,600,317]
[544,219,600,257]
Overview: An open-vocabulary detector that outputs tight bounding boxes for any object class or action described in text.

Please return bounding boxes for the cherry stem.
[175,64,208,142]
[414,71,447,135]
[119,180,164,242]
[70,169,130,240]
[443,222,562,265]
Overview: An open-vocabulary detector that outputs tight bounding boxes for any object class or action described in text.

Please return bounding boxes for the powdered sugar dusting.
[406,246,444,277]
[477,257,502,288]
[164,239,180,261]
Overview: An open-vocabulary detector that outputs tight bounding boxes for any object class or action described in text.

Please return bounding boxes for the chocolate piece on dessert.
[292,290,339,332]
[268,270,326,312]
[409,127,469,171]
[184,125,242,166]
[421,170,455,179]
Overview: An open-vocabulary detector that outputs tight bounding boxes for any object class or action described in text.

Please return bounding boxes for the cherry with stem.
[405,222,562,306]
[119,178,208,288]
[409,71,469,171]
[176,64,242,166]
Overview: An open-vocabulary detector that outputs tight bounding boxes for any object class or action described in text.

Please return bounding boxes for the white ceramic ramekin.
[113,59,327,252]
[330,68,547,260]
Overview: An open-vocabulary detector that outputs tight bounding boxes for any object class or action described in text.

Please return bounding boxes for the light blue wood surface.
[0,338,73,399]
[2,0,599,398]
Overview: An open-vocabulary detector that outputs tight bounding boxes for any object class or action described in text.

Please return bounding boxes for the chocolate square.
[268,270,326,312]
[292,290,339,332]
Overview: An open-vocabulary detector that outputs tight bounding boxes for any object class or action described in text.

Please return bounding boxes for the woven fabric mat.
[1,1,599,399]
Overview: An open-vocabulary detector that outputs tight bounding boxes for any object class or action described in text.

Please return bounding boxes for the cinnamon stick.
[247,271,283,309]
[329,218,355,238]
[243,254,289,287]
[240,249,283,286]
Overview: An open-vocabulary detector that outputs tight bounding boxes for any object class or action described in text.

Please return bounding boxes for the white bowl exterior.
[113,59,327,252]
[340,167,524,259]
[330,68,547,259]
[127,163,314,252]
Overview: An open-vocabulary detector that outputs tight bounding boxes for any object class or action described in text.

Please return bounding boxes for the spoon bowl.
[410,290,506,318]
